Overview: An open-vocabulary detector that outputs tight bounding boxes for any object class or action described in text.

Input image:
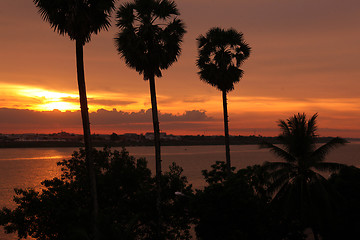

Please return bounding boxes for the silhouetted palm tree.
[33,1,115,238]
[114,0,185,236]
[196,27,251,174]
[262,113,347,240]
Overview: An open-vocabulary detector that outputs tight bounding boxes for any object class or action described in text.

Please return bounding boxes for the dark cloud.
[88,99,137,106]
[91,109,211,124]
[0,108,81,126]
[0,108,212,133]
[60,97,136,106]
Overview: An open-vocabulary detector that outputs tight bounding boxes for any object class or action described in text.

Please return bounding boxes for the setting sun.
[17,87,80,111]
[41,101,79,111]
[0,83,150,113]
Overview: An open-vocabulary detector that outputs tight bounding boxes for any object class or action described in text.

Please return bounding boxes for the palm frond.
[115,0,184,78]
[306,113,318,137]
[260,142,296,162]
[116,2,135,28]
[196,27,250,92]
[155,0,179,19]
[267,175,289,197]
[272,181,294,204]
[262,161,296,196]
[33,0,115,44]
[311,137,347,162]
[197,35,207,49]
[262,161,294,172]
[312,161,347,173]
[264,112,348,226]
[277,119,290,136]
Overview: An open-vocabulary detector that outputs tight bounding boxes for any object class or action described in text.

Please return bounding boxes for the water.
[0,143,359,239]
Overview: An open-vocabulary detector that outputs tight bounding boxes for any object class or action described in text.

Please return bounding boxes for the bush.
[193,161,305,240]
[0,148,193,240]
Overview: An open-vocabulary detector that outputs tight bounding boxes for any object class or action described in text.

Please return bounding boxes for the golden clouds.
[0,83,150,112]
[1,0,360,136]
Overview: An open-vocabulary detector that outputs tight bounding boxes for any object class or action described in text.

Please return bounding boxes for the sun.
[17,87,80,112]
[41,101,79,111]
[1,83,147,112]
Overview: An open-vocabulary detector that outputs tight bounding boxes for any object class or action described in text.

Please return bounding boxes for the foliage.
[32,2,117,237]
[196,27,251,92]
[33,0,115,45]
[0,148,193,240]
[321,166,360,239]
[115,2,187,228]
[201,161,235,185]
[115,0,186,80]
[261,113,347,237]
[196,27,251,172]
[193,161,305,240]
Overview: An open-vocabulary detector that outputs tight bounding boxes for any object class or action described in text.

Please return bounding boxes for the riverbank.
[1,135,354,148]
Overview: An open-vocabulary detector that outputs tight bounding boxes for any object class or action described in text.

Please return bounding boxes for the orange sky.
[0,0,359,137]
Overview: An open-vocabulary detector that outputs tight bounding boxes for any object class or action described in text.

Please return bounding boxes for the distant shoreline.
[0,136,356,149]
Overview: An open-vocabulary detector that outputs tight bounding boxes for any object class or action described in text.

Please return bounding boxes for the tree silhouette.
[32,1,115,239]
[196,27,251,174]
[262,113,347,240]
[194,161,305,240]
[325,166,360,239]
[114,0,185,232]
[0,148,193,239]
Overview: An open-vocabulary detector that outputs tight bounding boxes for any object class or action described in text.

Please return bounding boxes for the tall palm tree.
[196,27,251,174]
[114,0,185,236]
[262,113,347,240]
[33,1,115,238]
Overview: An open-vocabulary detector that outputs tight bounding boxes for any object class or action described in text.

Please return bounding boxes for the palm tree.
[114,0,185,236]
[196,27,251,174]
[33,1,115,238]
[262,113,347,240]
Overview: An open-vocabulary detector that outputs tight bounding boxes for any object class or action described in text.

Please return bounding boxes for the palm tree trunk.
[149,75,162,238]
[222,90,231,174]
[75,40,99,240]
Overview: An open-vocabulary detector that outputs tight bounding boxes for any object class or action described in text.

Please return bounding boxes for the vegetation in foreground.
[0,148,193,240]
[1,148,359,240]
[261,113,347,239]
[0,113,358,240]
[32,1,117,237]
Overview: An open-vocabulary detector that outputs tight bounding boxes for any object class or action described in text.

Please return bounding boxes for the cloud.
[0,108,212,134]
[88,99,137,106]
[0,107,359,137]
[91,109,211,124]
[182,97,207,103]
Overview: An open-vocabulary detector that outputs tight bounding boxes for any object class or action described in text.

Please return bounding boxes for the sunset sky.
[0,0,359,137]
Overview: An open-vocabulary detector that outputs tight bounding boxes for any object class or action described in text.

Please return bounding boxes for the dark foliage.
[196,27,251,172]
[261,113,347,239]
[115,0,186,80]
[0,148,193,240]
[193,161,305,240]
[115,2,186,227]
[33,0,115,45]
[196,27,250,93]
[32,2,117,237]
[321,166,360,239]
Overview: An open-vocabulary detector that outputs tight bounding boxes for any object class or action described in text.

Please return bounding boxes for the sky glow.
[0,0,359,137]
